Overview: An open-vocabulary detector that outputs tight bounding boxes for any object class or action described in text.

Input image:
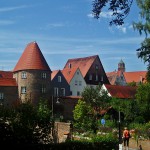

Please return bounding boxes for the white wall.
[70,68,86,96]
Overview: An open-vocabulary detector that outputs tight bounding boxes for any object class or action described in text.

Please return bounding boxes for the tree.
[0,99,53,145]
[81,85,111,114]
[110,97,139,124]
[73,86,111,133]
[73,99,93,131]
[92,0,150,80]
[135,83,150,122]
[92,0,134,26]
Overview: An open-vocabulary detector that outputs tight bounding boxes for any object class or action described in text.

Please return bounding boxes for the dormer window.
[68,63,72,68]
[41,73,46,78]
[21,71,27,79]
[58,76,61,82]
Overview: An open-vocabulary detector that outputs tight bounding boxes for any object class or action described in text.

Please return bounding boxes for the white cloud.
[117,25,127,33]
[0,20,14,25]
[0,5,29,12]
[100,11,113,18]
[87,13,94,18]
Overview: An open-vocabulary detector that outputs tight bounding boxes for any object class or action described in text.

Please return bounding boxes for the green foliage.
[73,99,93,130]
[74,86,112,133]
[127,81,137,86]
[36,98,51,124]
[0,99,52,145]
[92,0,150,71]
[82,85,111,111]
[136,83,150,122]
[92,0,133,26]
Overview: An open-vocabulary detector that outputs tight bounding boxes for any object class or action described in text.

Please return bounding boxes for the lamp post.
[52,96,60,118]
[119,110,122,150]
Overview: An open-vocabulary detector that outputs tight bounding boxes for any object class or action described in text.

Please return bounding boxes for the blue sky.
[0,0,147,72]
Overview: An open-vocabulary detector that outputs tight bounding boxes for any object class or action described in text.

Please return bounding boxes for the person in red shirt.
[123,127,131,150]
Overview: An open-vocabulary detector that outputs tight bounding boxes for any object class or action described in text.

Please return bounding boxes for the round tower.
[118,59,125,72]
[13,42,52,105]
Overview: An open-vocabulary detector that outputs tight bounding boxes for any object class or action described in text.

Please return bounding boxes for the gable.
[61,67,78,84]
[63,55,97,77]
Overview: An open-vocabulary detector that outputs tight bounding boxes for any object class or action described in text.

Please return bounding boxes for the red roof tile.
[123,71,147,83]
[13,42,51,72]
[51,70,59,80]
[0,78,17,86]
[61,67,78,83]
[104,84,137,99]
[106,71,123,85]
[63,55,97,77]
[0,71,13,78]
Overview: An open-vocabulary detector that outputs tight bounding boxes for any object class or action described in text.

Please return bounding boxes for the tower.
[13,42,52,105]
[118,59,125,72]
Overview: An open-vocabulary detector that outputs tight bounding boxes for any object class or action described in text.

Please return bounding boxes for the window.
[61,88,65,96]
[77,91,80,96]
[41,73,47,78]
[58,76,61,82]
[101,76,103,81]
[41,85,46,93]
[77,71,79,75]
[0,93,4,99]
[68,63,72,68]
[70,91,72,95]
[95,65,98,70]
[54,87,59,96]
[75,80,78,85]
[96,74,98,81]
[21,87,26,94]
[89,74,92,80]
[79,81,82,86]
[21,71,27,79]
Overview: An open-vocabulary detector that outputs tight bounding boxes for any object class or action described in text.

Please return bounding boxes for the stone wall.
[53,122,71,143]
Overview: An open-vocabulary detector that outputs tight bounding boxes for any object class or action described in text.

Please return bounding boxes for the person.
[122,127,131,150]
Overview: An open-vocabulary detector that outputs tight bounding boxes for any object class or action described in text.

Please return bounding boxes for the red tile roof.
[106,71,121,85]
[63,55,98,77]
[61,67,78,83]
[0,71,13,78]
[104,84,137,99]
[51,70,59,80]
[123,71,147,83]
[0,78,17,86]
[13,42,51,72]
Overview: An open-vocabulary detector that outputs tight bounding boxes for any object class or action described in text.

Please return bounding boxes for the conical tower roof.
[13,42,51,72]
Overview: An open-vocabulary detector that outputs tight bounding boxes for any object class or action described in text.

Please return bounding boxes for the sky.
[0,0,148,72]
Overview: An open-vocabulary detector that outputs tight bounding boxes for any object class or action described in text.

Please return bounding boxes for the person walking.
[122,127,131,150]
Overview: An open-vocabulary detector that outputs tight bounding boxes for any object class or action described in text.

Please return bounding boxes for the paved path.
[120,146,138,150]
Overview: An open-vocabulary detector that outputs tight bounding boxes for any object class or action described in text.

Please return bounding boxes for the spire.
[118,59,125,72]
[13,42,51,72]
